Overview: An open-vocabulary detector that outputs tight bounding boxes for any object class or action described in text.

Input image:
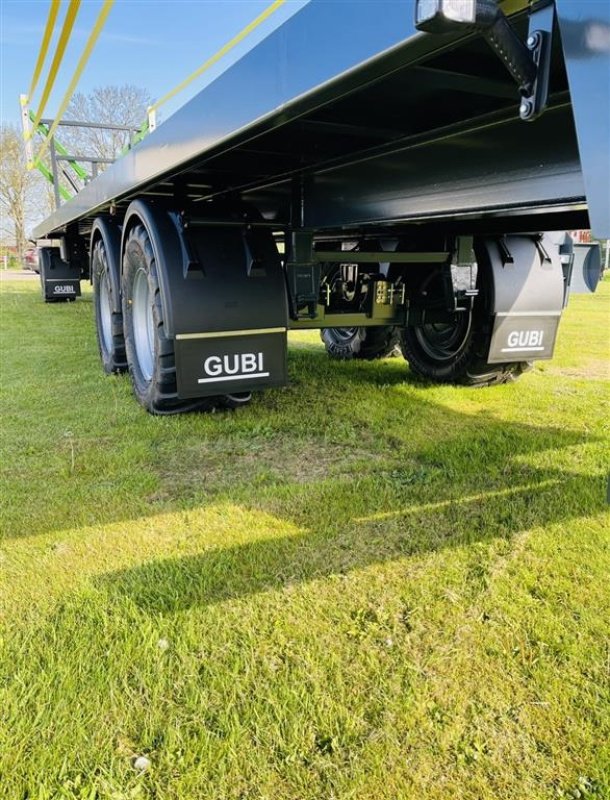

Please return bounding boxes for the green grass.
[1,276,609,800]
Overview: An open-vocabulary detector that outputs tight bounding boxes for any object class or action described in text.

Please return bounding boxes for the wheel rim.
[132,268,154,382]
[414,314,472,362]
[98,270,113,355]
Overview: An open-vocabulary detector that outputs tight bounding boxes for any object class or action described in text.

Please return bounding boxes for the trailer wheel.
[122,224,207,414]
[122,224,251,414]
[92,238,127,374]
[321,326,400,360]
[400,311,530,386]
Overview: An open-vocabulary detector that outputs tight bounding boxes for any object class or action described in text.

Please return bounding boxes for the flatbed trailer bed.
[32,0,608,414]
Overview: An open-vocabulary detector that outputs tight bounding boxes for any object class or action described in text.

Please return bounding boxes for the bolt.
[527,32,539,48]
[520,100,533,118]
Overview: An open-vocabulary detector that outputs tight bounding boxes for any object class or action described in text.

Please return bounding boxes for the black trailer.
[31,0,609,413]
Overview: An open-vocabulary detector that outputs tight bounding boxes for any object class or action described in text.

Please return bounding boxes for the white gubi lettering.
[506,330,544,349]
[199,352,269,384]
[203,356,223,376]
[223,354,240,375]
[241,354,258,373]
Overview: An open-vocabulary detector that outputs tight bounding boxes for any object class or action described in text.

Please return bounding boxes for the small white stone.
[157,638,170,651]
[385,637,394,648]
[133,755,151,772]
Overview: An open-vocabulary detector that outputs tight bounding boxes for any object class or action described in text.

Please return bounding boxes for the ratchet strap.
[27,0,82,138]
[148,0,287,114]
[26,0,284,171]
[27,0,61,101]
[32,0,115,168]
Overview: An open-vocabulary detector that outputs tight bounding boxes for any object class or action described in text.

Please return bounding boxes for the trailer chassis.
[31,0,608,413]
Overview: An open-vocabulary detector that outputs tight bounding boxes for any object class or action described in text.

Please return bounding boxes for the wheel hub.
[98,269,112,354]
[132,268,155,382]
[414,313,472,362]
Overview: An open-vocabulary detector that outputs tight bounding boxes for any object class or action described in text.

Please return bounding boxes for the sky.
[0,0,309,129]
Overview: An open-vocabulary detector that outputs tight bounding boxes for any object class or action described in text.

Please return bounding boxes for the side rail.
[20,104,139,211]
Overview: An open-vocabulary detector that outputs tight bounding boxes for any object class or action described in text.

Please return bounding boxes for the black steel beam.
[409,66,518,99]
[31,0,608,240]
[314,251,449,263]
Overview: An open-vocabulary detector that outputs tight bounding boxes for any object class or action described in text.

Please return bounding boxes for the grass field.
[1,275,609,800]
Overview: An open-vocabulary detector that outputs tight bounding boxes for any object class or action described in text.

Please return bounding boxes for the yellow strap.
[28,0,81,138]
[33,0,115,168]
[149,0,287,113]
[28,0,62,101]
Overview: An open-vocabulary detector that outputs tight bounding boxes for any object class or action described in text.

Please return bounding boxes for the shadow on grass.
[95,464,604,614]
[91,382,604,613]
[1,361,601,540]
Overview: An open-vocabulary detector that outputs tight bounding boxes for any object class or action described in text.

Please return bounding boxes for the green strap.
[35,160,72,202]
[119,120,149,156]
[29,111,90,181]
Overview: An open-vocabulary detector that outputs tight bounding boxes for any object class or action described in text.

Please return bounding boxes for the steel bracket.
[519,2,555,121]
[481,1,555,122]
[415,1,555,121]
[285,231,320,319]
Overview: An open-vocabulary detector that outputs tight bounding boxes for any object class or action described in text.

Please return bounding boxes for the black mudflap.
[122,201,290,400]
[489,313,560,362]
[483,235,565,364]
[39,247,81,302]
[175,329,287,398]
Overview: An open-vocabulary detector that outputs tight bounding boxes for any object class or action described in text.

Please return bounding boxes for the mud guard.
[480,235,565,364]
[569,243,603,295]
[38,247,81,302]
[121,201,288,399]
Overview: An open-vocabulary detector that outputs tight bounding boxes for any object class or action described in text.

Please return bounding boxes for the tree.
[60,85,153,165]
[0,124,41,257]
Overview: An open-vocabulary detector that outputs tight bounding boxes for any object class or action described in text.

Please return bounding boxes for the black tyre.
[122,224,251,414]
[92,238,127,374]
[321,325,400,360]
[399,248,533,387]
[400,316,530,385]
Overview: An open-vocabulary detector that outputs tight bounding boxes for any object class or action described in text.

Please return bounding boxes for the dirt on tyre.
[92,238,127,374]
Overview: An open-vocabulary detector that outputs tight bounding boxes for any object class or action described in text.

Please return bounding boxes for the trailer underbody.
[31,0,608,413]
